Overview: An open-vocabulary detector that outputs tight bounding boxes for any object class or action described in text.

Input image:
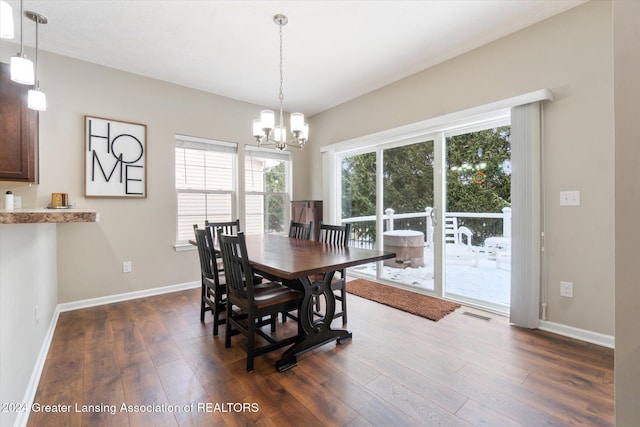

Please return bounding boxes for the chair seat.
[253,285,301,309]
[230,282,301,310]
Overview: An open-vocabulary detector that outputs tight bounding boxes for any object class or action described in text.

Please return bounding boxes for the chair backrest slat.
[205,219,240,246]
[194,228,214,279]
[289,220,313,240]
[317,222,351,246]
[217,231,252,299]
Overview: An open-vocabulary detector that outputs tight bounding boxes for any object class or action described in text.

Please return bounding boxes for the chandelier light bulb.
[10,55,35,85]
[260,110,275,131]
[253,119,265,138]
[290,113,304,133]
[28,88,47,111]
[0,1,14,39]
[274,126,288,143]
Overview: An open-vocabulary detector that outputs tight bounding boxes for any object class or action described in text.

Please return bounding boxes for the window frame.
[174,134,238,249]
[244,145,292,235]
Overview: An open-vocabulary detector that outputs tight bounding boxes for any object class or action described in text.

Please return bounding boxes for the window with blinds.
[244,146,291,235]
[175,135,237,244]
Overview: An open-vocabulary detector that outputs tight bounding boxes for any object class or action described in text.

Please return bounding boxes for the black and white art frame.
[85,116,147,198]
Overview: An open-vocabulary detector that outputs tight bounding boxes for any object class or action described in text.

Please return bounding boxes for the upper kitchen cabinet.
[0,62,38,182]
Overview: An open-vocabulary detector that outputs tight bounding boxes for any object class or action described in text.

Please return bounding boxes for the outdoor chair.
[444,217,478,267]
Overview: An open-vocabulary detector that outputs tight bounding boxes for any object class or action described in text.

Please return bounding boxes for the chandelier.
[252,14,308,150]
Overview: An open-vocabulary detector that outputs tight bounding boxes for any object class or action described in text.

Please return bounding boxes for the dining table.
[197,232,395,372]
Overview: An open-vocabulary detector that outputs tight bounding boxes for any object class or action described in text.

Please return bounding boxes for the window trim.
[244,145,292,234]
[174,135,238,247]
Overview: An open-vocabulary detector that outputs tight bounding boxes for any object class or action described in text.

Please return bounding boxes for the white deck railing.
[341,206,511,248]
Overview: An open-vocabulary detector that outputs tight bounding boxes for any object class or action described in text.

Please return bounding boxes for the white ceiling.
[2,0,586,116]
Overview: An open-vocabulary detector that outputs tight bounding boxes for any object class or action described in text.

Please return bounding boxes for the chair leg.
[247,315,255,372]
[213,289,221,336]
[200,281,206,322]
[224,301,232,349]
[340,287,347,324]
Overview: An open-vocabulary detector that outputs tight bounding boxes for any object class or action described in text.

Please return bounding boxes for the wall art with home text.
[85,116,147,198]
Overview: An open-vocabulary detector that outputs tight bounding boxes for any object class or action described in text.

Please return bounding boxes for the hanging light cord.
[34,17,39,88]
[19,0,24,56]
[278,20,285,143]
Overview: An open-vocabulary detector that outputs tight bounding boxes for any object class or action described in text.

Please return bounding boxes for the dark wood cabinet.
[291,200,322,239]
[0,62,38,182]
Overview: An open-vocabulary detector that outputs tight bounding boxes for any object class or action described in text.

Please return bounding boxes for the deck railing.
[341,207,511,249]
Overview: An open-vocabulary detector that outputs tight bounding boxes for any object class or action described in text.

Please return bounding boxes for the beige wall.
[308,1,614,336]
[614,0,640,423]
[0,0,616,341]
[0,48,311,304]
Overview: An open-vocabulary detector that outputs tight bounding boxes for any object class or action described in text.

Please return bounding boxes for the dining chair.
[279,220,313,323]
[217,230,302,372]
[194,227,227,336]
[194,222,266,336]
[288,220,314,240]
[205,219,240,238]
[314,222,352,324]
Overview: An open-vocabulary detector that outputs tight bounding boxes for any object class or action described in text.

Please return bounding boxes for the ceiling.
[2,0,586,116]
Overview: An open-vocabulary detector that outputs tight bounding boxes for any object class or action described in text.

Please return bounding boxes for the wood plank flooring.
[28,287,614,426]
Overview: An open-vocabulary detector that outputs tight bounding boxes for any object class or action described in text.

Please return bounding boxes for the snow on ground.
[351,245,511,306]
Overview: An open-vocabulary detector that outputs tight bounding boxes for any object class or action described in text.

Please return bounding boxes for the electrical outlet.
[122,261,132,273]
[560,191,580,206]
[560,281,573,298]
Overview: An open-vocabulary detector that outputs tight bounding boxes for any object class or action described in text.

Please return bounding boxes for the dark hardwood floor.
[28,286,614,426]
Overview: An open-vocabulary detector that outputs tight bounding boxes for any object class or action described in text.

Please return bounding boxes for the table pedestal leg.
[276,271,352,372]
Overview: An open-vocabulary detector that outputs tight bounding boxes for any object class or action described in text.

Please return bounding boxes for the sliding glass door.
[379,140,435,291]
[340,151,378,277]
[337,117,511,312]
[443,126,512,310]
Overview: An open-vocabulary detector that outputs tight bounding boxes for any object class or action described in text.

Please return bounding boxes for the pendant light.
[252,14,309,150]
[0,0,14,39]
[10,0,34,85]
[26,11,47,111]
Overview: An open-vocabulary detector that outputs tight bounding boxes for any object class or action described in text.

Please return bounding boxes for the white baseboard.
[14,309,60,427]
[14,281,200,427]
[538,320,615,349]
[57,281,200,312]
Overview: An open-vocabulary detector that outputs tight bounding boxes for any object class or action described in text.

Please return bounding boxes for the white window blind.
[509,102,542,328]
[244,146,291,234]
[175,135,237,244]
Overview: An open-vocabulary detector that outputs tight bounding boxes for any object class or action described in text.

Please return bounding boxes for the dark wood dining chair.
[288,220,313,240]
[279,220,313,323]
[217,230,302,372]
[194,227,227,336]
[314,222,352,324]
[205,219,240,237]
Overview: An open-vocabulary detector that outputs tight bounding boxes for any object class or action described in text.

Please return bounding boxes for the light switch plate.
[560,281,574,298]
[560,190,580,206]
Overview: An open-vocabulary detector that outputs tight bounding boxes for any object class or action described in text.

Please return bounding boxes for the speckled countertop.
[0,208,98,224]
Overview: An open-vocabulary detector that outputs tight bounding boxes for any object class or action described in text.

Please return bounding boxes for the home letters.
[85,116,147,197]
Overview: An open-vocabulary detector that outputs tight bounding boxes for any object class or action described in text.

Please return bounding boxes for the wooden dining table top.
[233,233,395,280]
